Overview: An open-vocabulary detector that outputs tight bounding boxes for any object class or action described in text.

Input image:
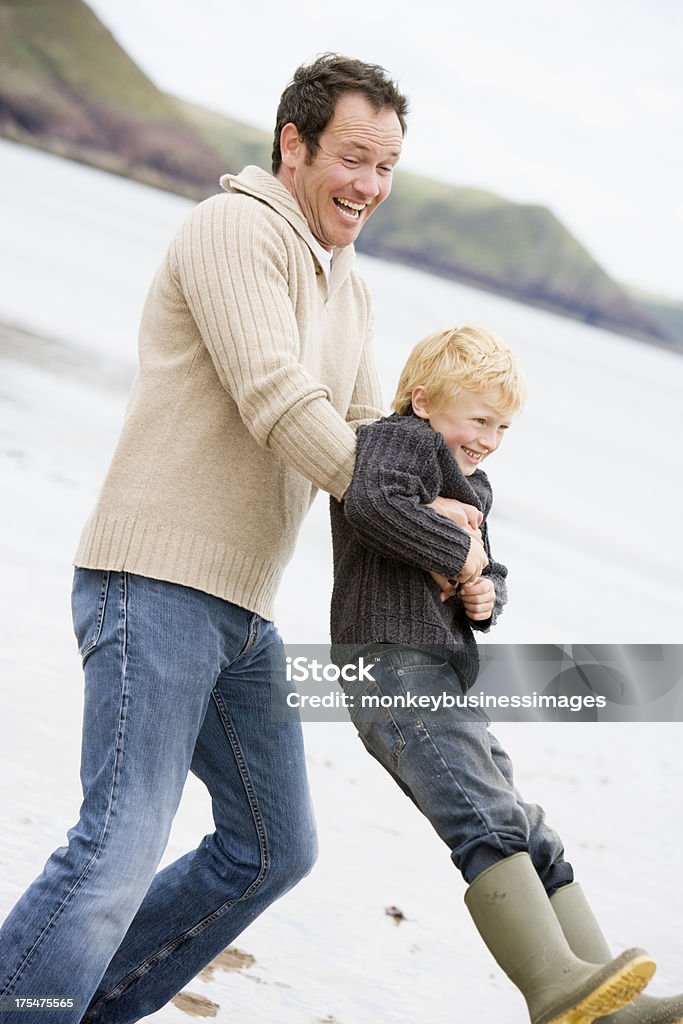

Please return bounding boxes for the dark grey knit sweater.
[330,412,508,691]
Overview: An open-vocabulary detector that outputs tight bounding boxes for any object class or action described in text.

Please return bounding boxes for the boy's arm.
[343,423,474,579]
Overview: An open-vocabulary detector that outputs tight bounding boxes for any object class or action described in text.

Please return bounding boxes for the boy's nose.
[479,427,499,451]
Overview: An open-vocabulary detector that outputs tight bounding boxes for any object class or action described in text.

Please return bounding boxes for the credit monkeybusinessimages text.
[284,657,607,712]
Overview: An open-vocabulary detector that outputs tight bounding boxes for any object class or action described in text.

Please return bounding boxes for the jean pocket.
[71,568,111,663]
[399,657,450,675]
[348,680,406,770]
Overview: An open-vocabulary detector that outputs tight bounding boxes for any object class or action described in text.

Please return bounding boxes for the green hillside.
[357,172,664,340]
[174,98,272,176]
[0,0,675,348]
[0,0,224,192]
[626,289,683,349]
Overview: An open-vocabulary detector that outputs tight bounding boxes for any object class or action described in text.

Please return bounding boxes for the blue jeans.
[345,646,573,893]
[0,570,317,1024]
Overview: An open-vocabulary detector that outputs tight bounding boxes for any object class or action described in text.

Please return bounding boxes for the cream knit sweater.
[75,166,383,620]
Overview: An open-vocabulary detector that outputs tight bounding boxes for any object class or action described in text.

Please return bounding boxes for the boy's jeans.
[345,645,573,893]
[0,569,317,1024]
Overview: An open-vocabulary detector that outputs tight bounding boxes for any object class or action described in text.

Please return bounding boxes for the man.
[0,54,408,1024]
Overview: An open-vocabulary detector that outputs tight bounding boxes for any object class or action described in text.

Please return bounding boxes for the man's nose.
[353,166,380,200]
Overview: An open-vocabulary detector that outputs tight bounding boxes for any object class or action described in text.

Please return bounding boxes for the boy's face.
[413,387,513,476]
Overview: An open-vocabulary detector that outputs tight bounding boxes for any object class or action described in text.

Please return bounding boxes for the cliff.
[0,0,674,348]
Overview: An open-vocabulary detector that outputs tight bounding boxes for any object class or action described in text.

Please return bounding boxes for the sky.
[84,0,683,300]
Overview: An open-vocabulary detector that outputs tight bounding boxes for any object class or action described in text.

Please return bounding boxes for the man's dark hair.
[272,53,408,174]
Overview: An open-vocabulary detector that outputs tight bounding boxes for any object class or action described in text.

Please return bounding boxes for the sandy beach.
[1,141,682,1022]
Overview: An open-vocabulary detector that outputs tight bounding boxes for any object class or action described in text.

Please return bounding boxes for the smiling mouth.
[333,197,366,221]
[462,446,485,462]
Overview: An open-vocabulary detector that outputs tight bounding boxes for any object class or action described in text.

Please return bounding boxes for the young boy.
[330,327,666,1024]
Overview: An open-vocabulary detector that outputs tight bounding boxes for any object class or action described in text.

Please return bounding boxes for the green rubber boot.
[464,854,655,1024]
[551,883,683,1024]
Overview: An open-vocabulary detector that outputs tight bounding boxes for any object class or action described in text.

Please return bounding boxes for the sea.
[1,137,681,646]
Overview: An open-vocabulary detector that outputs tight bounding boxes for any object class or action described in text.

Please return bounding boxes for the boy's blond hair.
[391,325,527,417]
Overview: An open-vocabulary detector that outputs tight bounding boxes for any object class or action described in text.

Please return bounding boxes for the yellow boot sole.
[545,952,656,1024]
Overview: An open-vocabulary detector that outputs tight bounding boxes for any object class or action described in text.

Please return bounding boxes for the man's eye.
[343,157,359,166]
[378,165,394,175]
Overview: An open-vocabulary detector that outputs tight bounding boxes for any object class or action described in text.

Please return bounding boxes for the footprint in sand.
[176,945,298,1016]
[199,946,256,981]
[174,947,256,1018]
[171,991,219,1018]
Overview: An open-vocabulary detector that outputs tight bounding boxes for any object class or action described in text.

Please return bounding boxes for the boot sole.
[543,950,656,1024]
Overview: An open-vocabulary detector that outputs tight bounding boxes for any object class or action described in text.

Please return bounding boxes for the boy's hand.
[456,534,488,584]
[428,530,489,600]
[426,497,483,532]
[459,577,496,620]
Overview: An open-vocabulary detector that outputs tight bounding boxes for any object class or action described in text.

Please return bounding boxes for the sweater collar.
[220,166,356,286]
[392,412,490,510]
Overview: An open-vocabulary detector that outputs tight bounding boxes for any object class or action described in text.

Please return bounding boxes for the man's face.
[278,92,404,250]
[414,387,514,476]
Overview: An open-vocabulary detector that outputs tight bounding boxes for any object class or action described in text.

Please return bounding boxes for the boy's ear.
[411,386,431,420]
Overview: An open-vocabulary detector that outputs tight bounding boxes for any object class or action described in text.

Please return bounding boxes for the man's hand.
[459,577,495,621]
[456,534,488,584]
[429,571,458,603]
[426,497,483,533]
[429,528,488,599]
[425,498,487,595]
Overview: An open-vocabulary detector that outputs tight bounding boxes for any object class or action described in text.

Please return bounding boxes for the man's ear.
[411,386,431,420]
[279,123,305,169]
